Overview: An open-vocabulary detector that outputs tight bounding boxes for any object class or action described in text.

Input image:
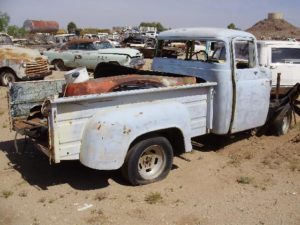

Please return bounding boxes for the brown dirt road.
[0,76,299,225]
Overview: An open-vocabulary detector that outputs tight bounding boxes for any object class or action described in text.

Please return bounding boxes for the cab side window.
[234,40,256,69]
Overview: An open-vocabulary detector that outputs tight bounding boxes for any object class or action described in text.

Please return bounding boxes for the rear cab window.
[155,39,227,63]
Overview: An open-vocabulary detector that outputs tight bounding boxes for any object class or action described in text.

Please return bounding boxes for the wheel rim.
[2,73,15,85]
[138,145,166,180]
[282,114,290,134]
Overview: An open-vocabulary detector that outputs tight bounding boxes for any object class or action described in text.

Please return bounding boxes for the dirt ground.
[0,69,299,225]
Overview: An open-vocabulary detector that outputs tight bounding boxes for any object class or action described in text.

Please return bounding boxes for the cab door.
[230,38,271,133]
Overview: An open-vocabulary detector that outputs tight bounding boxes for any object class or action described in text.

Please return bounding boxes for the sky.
[1,0,300,30]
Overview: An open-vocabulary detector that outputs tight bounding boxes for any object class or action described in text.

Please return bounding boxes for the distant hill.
[246,14,300,40]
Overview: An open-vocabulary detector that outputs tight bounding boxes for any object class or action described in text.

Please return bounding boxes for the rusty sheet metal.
[65,75,197,96]
[9,79,65,119]
[67,38,98,45]
[0,47,35,63]
[25,57,49,76]
[23,20,59,33]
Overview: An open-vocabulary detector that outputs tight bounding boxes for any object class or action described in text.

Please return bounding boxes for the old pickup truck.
[8,28,300,185]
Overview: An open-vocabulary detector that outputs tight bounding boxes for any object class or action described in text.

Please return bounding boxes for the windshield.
[155,39,226,63]
[95,41,114,49]
[272,47,300,64]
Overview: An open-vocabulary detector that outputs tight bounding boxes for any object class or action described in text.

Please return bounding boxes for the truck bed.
[9,74,216,163]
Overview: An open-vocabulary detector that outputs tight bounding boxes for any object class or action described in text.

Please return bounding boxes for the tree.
[7,25,27,38]
[0,12,10,32]
[139,22,167,32]
[227,23,240,30]
[67,21,77,34]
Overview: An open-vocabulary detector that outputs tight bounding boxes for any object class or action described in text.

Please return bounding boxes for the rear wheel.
[274,110,292,136]
[122,137,173,185]
[1,71,16,86]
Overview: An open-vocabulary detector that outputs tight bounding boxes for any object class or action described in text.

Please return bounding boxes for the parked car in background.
[44,39,144,71]
[257,40,300,93]
[0,33,51,86]
[54,34,76,44]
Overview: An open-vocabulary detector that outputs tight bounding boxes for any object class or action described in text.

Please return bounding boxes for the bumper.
[129,58,145,69]
[22,70,52,80]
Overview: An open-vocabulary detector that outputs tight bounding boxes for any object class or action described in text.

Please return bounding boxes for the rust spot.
[135,112,144,117]
[0,49,32,63]
[123,126,131,135]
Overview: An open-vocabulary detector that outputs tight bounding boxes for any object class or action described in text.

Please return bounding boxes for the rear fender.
[79,101,192,170]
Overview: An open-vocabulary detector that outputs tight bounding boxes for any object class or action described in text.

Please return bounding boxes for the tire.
[274,110,292,136]
[1,71,16,86]
[122,137,173,185]
[53,59,65,71]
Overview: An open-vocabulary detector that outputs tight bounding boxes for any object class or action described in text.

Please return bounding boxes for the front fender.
[79,100,192,170]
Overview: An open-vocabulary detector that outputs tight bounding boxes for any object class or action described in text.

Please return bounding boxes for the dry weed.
[145,192,163,204]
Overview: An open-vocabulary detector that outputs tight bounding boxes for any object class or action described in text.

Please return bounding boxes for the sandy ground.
[0,68,299,225]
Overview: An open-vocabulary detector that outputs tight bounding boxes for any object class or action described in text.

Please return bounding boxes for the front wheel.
[1,71,16,86]
[274,110,292,136]
[122,137,173,185]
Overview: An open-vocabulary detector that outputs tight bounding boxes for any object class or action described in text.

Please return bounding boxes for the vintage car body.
[0,33,51,86]
[43,39,145,71]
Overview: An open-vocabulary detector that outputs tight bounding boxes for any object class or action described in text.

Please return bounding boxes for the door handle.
[75,55,82,59]
[254,71,258,75]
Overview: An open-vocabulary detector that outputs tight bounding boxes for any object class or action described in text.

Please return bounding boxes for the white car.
[44,39,144,71]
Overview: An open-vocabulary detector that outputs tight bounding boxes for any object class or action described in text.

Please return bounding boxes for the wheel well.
[129,128,186,155]
[0,67,16,76]
[94,62,124,78]
[51,59,63,64]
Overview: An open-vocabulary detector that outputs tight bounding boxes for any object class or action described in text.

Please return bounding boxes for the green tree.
[139,22,166,32]
[7,25,27,38]
[227,23,237,30]
[67,21,77,34]
[0,12,10,32]
[227,23,241,30]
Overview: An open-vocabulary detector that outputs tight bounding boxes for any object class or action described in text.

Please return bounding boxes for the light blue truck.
[9,28,300,185]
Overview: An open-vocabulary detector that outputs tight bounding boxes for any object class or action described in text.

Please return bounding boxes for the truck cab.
[152,28,272,134]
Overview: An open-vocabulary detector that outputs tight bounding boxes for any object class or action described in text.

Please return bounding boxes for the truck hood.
[0,45,45,62]
[98,48,142,57]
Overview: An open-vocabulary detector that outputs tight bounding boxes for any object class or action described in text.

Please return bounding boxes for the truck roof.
[157,27,255,41]
[257,40,300,47]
